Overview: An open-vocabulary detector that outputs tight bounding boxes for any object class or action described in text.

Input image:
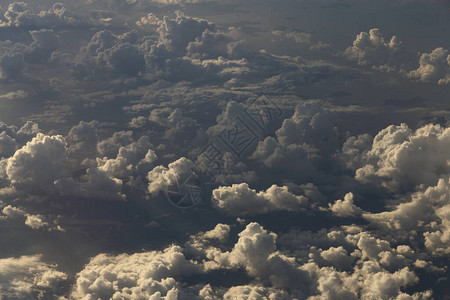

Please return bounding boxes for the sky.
[0,0,449,299]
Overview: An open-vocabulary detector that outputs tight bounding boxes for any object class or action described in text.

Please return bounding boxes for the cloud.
[5,133,68,195]
[0,3,448,299]
[66,120,100,159]
[408,47,450,85]
[55,167,125,201]
[364,177,450,256]
[222,285,291,299]
[136,13,162,28]
[0,89,27,101]
[186,29,230,59]
[0,2,80,28]
[97,135,157,178]
[275,100,338,151]
[346,123,450,192]
[97,131,134,158]
[0,52,25,79]
[212,183,308,216]
[1,205,61,230]
[147,157,195,195]
[0,28,57,80]
[142,107,199,144]
[329,192,363,217]
[0,255,67,299]
[74,30,145,79]
[24,29,58,64]
[273,29,312,44]
[249,100,341,182]
[345,28,407,70]
[2,131,125,201]
[70,245,201,299]
[157,11,215,56]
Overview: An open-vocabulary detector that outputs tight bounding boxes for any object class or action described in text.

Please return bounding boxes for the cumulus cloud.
[97,131,134,158]
[55,167,125,201]
[408,47,450,85]
[0,3,448,299]
[147,157,195,195]
[364,177,450,256]
[222,285,291,299]
[157,11,214,56]
[249,100,340,182]
[70,245,200,299]
[2,131,125,201]
[345,28,407,70]
[24,29,58,64]
[212,183,308,216]
[0,28,57,80]
[190,222,434,299]
[5,133,68,194]
[0,2,80,28]
[1,205,60,230]
[136,12,162,28]
[0,255,67,299]
[279,226,434,299]
[329,192,363,217]
[345,123,450,192]
[186,29,230,59]
[143,107,199,143]
[97,135,157,178]
[74,30,145,79]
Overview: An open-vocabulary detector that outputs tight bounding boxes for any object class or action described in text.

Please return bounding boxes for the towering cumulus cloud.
[347,123,450,192]
[408,47,450,85]
[345,28,406,70]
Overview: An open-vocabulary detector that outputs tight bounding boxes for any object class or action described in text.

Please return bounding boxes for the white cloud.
[74,30,145,79]
[5,133,68,194]
[408,47,450,85]
[70,245,201,299]
[0,89,27,101]
[345,28,406,70]
[147,157,195,195]
[345,123,450,192]
[222,285,291,299]
[97,135,157,178]
[2,131,125,201]
[97,131,134,158]
[364,177,450,256]
[212,183,308,216]
[136,13,162,28]
[0,255,67,299]
[329,192,363,217]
